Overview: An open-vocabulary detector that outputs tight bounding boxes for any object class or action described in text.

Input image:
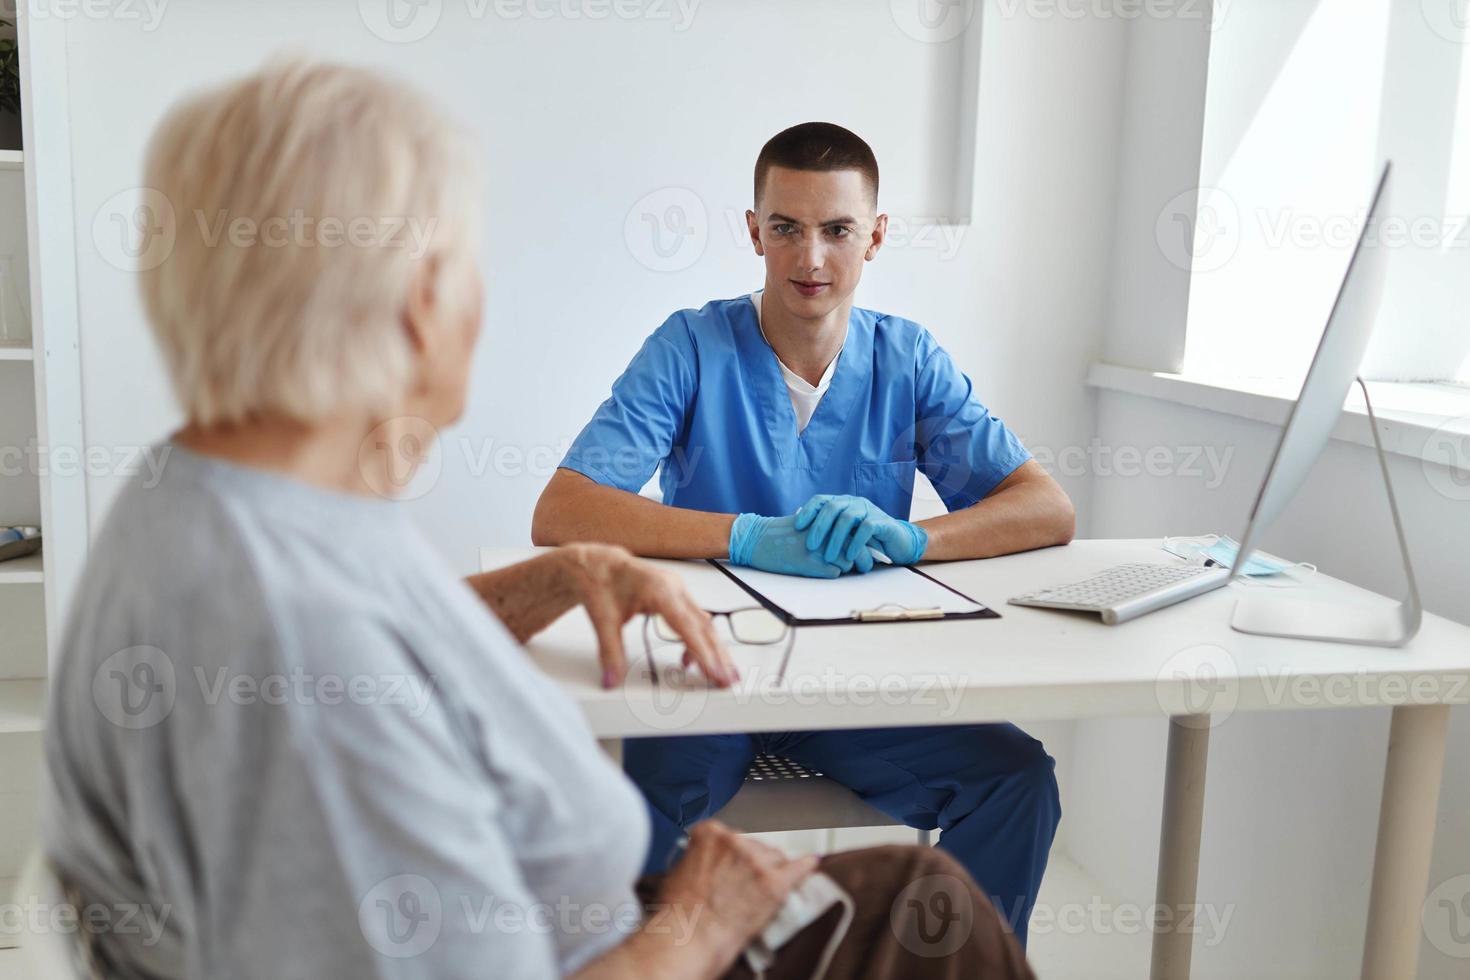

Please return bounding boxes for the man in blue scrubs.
[533,123,1075,942]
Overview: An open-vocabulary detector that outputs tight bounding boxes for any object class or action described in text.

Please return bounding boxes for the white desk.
[480,539,1470,980]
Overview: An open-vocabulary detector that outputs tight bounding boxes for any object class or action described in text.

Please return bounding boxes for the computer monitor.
[1230,162,1422,647]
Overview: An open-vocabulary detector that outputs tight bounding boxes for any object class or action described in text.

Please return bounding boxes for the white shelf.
[0,339,32,361]
[0,150,22,171]
[0,556,42,585]
[0,679,44,734]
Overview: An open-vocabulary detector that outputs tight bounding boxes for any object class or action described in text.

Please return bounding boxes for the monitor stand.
[1230,378,1423,648]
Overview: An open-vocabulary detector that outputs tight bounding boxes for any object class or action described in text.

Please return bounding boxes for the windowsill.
[1086,362,1470,466]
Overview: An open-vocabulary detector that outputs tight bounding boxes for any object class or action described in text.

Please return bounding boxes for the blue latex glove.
[793,494,929,573]
[729,513,851,578]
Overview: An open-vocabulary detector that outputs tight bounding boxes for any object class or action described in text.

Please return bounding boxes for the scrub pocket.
[852,459,918,513]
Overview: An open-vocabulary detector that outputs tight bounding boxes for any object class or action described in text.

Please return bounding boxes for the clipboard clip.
[852,602,946,623]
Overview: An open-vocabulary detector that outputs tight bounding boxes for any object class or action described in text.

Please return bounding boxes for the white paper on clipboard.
[716,562,988,623]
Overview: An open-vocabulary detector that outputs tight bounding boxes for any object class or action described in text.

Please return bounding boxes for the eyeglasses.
[642,606,797,681]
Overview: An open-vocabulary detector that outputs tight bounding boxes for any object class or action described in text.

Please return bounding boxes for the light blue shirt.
[45,445,649,979]
[561,295,1032,519]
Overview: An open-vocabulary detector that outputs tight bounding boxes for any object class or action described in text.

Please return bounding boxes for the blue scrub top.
[560,296,1032,520]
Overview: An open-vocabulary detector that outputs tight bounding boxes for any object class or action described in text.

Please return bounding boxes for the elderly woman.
[42,60,1033,979]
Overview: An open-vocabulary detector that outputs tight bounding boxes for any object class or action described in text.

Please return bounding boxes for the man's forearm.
[532,469,736,559]
[918,473,1075,561]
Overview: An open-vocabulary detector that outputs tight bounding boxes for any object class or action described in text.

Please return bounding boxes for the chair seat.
[712,753,904,834]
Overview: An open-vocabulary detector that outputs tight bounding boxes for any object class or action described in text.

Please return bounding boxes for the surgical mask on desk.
[1162,533,1317,583]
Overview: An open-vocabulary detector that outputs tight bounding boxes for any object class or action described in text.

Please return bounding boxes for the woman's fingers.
[656,589,735,686]
[582,589,628,689]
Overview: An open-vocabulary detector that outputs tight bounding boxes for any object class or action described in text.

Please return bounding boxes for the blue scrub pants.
[625,723,1060,946]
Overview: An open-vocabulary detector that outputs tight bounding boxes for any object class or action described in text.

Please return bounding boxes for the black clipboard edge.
[707,560,1001,628]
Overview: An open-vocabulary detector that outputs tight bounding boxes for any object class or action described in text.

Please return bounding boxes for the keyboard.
[1008,563,1231,625]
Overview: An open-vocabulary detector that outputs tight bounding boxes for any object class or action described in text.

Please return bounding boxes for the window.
[1181,0,1470,387]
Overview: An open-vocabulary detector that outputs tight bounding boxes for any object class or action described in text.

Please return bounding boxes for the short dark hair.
[754,122,879,206]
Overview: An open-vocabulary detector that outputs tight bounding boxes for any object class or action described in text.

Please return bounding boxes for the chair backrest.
[10,852,86,980]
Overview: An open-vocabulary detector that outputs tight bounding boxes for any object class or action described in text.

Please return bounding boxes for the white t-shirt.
[751,291,846,433]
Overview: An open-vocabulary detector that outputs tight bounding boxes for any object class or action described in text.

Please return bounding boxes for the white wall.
[65,0,1126,577]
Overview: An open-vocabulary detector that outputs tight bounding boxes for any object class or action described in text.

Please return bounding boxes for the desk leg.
[1151,715,1210,980]
[599,738,624,767]
[1360,703,1450,980]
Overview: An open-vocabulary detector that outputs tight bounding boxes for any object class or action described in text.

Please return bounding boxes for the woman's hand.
[559,544,737,689]
[652,821,819,974]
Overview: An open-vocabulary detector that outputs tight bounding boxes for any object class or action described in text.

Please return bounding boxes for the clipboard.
[710,560,1000,627]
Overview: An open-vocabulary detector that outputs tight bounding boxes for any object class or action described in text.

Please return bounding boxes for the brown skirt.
[639,844,1035,980]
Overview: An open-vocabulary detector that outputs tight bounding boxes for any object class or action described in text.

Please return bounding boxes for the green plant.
[0,20,17,116]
